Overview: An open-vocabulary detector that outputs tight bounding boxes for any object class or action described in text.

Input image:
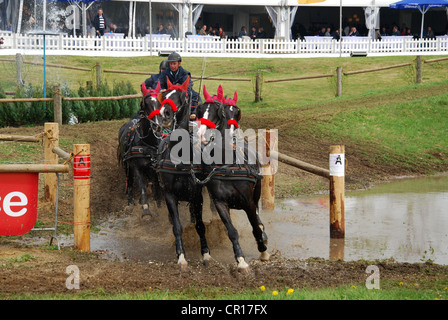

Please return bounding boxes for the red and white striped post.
[73,144,91,251]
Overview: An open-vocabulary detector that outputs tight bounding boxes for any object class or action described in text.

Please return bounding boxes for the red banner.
[0,173,39,236]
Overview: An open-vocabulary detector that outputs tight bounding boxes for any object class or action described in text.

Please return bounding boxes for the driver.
[159,52,201,118]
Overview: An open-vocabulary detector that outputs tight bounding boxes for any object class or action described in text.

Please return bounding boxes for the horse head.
[223,90,241,137]
[196,85,240,145]
[159,76,190,130]
[196,85,228,145]
[140,82,163,135]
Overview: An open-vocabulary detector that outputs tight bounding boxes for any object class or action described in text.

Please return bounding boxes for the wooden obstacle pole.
[73,144,91,252]
[416,55,423,84]
[0,164,69,173]
[53,86,62,125]
[96,62,102,87]
[329,145,345,239]
[271,151,329,179]
[336,67,343,97]
[255,71,262,102]
[261,130,277,210]
[0,134,41,142]
[44,122,59,206]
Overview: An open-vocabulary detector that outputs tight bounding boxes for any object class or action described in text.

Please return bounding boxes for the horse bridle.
[138,95,163,140]
[160,89,190,133]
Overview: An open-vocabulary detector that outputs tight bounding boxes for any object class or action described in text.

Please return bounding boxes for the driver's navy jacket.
[159,66,193,96]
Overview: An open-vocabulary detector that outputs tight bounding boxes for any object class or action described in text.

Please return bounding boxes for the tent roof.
[117,0,399,7]
[389,0,448,9]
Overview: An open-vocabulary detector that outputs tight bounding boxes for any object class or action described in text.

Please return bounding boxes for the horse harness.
[156,134,263,186]
[122,119,159,165]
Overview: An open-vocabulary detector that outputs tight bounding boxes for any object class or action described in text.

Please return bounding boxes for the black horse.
[117,82,163,218]
[195,85,269,272]
[156,76,211,270]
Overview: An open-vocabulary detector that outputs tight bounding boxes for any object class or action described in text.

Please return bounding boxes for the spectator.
[238,26,247,38]
[250,26,257,40]
[93,9,107,37]
[325,27,332,37]
[332,28,341,40]
[380,26,389,36]
[218,27,226,39]
[199,25,207,35]
[157,23,165,34]
[165,23,175,39]
[318,27,326,36]
[391,25,400,36]
[401,23,407,36]
[207,26,214,35]
[424,26,436,39]
[257,27,266,39]
[375,29,382,40]
[348,26,359,37]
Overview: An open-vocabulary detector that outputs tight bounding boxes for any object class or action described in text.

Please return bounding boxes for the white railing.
[1,32,448,56]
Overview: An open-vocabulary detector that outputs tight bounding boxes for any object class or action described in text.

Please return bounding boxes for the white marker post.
[329,145,345,239]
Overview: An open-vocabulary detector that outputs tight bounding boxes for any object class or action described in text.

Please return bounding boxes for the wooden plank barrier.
[261,145,345,239]
[0,123,91,250]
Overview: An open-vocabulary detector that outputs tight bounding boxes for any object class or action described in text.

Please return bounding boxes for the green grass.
[1,282,447,300]
[2,54,448,107]
[313,92,448,169]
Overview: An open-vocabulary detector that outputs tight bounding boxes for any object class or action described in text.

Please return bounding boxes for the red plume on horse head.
[141,82,150,97]
[217,85,225,104]
[153,81,161,96]
[224,90,238,106]
[203,85,214,103]
[142,81,162,98]
[166,76,190,95]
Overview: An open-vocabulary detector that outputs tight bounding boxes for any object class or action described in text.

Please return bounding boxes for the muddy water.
[86,174,448,265]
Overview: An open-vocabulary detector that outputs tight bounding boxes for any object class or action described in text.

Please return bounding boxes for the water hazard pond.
[268,173,448,265]
[88,174,448,265]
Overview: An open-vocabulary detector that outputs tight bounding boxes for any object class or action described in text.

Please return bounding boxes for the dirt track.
[1,244,447,295]
[1,84,448,296]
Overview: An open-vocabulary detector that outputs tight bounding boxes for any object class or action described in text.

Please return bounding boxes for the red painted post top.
[73,154,91,180]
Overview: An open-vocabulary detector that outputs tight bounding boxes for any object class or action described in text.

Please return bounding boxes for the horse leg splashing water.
[117,83,163,218]
[195,85,269,272]
[156,76,212,270]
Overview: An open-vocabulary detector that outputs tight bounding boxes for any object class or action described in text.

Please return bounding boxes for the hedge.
[0,81,140,128]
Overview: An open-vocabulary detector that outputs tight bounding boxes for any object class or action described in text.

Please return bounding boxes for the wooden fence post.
[336,67,343,97]
[261,130,277,210]
[73,144,91,252]
[255,71,262,102]
[16,53,23,87]
[329,145,345,239]
[416,55,422,84]
[96,62,102,87]
[53,86,62,125]
[44,122,59,206]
